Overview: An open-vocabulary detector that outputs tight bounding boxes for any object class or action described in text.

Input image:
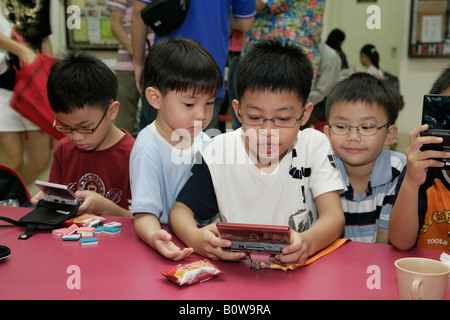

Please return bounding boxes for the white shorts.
[0,88,40,132]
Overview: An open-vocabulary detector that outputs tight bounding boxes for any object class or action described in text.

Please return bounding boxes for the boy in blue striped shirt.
[324,73,406,243]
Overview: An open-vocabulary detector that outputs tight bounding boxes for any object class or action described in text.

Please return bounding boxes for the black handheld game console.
[420,94,450,169]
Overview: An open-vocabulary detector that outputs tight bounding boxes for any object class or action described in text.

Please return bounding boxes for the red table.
[1,206,449,302]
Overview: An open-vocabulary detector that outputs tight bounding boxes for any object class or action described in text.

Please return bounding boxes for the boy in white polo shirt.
[169,39,346,264]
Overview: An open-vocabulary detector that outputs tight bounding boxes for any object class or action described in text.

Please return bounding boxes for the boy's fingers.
[209,236,231,249]
[411,136,443,153]
[170,248,194,261]
[409,124,428,144]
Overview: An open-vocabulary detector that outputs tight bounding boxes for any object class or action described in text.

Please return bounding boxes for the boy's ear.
[299,102,314,126]
[231,99,242,124]
[323,124,331,138]
[384,124,398,146]
[108,101,120,121]
[145,87,162,110]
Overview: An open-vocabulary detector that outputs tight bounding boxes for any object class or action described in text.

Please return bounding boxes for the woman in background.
[0,0,53,185]
[360,44,383,79]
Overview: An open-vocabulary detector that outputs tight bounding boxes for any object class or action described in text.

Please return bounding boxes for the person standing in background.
[131,0,255,134]
[0,0,53,185]
[2,0,52,56]
[304,40,341,127]
[242,0,326,77]
[326,28,348,69]
[107,0,154,137]
[360,44,383,79]
[227,29,244,130]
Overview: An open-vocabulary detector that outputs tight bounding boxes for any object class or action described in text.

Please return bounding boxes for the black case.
[140,0,190,36]
[0,199,80,239]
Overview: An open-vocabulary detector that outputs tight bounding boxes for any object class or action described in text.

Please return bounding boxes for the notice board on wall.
[65,0,118,50]
[409,0,450,57]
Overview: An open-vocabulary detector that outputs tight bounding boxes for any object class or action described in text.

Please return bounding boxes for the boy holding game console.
[389,66,450,251]
[169,39,346,264]
[323,73,406,243]
[30,52,134,218]
[130,38,223,261]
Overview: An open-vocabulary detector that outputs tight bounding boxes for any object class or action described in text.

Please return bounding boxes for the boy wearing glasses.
[30,52,134,217]
[169,39,346,264]
[324,73,405,243]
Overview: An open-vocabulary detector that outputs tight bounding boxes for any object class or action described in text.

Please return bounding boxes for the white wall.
[322,0,404,75]
[397,0,449,135]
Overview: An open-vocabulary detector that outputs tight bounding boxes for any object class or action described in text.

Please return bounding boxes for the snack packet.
[63,214,106,227]
[162,259,222,286]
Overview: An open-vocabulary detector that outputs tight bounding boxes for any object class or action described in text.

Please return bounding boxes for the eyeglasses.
[52,109,108,134]
[329,123,389,136]
[238,110,304,128]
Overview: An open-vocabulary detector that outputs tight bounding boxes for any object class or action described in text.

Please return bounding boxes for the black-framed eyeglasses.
[329,123,389,136]
[52,109,108,134]
[238,109,304,128]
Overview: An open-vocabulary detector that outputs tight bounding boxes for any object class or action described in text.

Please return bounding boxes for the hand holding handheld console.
[0,181,82,239]
[420,94,450,169]
[217,222,291,254]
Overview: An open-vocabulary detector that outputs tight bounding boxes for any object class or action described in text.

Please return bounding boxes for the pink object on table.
[0,206,449,300]
[52,224,78,236]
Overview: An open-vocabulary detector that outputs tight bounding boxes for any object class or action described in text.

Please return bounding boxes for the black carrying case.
[0,199,80,239]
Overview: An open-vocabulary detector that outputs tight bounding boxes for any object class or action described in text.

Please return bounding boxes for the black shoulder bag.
[0,199,80,239]
[140,0,191,36]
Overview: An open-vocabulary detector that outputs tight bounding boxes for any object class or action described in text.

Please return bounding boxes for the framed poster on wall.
[65,0,118,50]
[409,0,450,57]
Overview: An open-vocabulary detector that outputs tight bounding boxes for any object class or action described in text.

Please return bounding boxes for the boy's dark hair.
[325,73,401,125]
[144,37,222,96]
[235,39,313,105]
[47,51,118,113]
[430,65,450,94]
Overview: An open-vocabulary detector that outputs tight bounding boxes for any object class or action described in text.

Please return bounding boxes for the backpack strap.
[19,224,38,240]
[0,216,36,239]
[0,216,23,226]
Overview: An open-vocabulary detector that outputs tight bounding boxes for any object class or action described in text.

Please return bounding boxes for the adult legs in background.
[113,70,141,137]
[21,130,52,185]
[0,130,51,185]
[0,131,23,175]
[0,88,52,185]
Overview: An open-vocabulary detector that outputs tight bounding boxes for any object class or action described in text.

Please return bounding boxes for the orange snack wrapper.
[162,259,222,286]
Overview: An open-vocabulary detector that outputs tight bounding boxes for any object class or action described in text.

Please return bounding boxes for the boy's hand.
[190,224,246,261]
[30,191,45,206]
[75,190,106,215]
[151,229,194,261]
[273,229,308,265]
[405,124,450,187]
